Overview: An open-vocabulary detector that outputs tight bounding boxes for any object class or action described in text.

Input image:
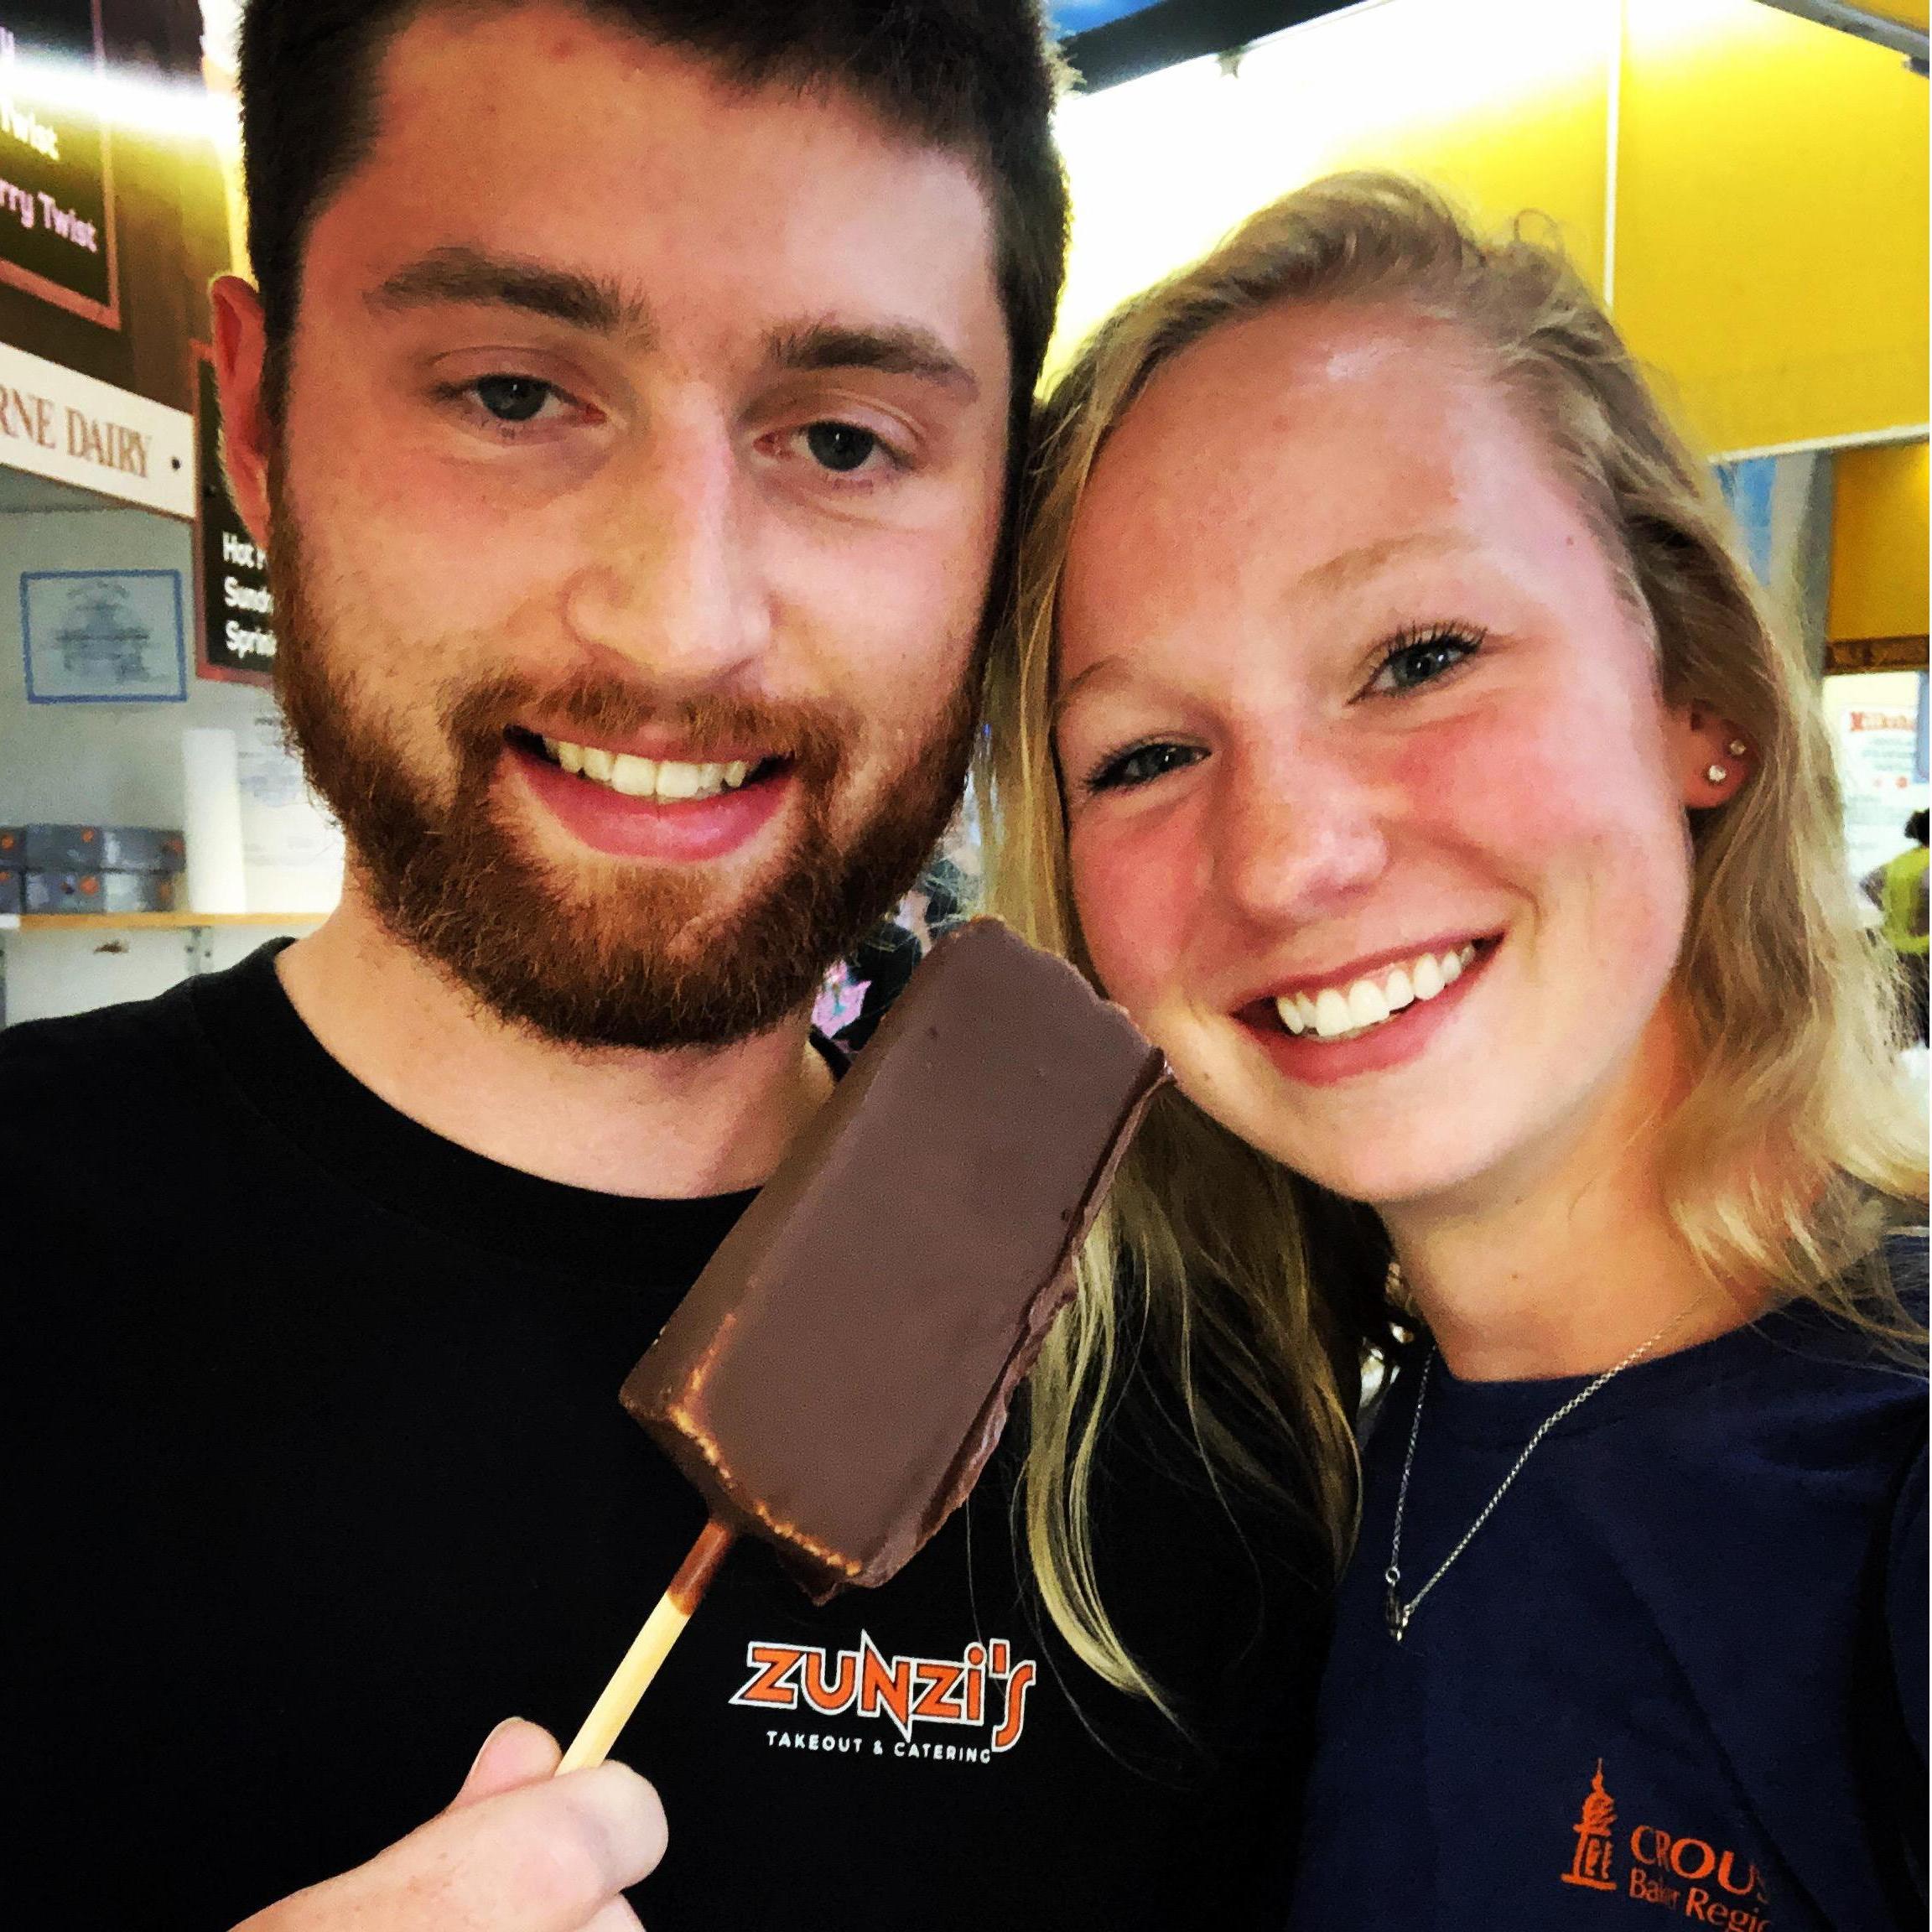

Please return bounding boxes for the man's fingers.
[581,1900,646,1932]
[450,1718,564,1809]
[231,1744,664,1932]
[413,1761,665,1929]
[542,1763,667,1899]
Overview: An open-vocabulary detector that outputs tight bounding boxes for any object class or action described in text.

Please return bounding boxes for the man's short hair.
[237,0,1069,470]
[1908,808,1928,846]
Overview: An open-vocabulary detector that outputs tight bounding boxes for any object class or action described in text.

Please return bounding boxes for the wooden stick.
[558,1519,736,1773]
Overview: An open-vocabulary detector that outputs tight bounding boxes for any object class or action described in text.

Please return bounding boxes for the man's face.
[227,3,1010,1049]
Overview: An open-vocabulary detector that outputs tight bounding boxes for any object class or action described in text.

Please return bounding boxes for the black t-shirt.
[1290,1244,1929,1931]
[3,944,1327,1929]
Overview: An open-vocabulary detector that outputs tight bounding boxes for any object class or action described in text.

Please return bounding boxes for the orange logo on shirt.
[1556,1759,1773,1929]
[1561,1760,1618,1891]
[730,1631,1036,1751]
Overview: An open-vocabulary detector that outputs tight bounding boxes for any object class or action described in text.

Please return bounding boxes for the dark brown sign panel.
[195,349,274,686]
[0,3,117,328]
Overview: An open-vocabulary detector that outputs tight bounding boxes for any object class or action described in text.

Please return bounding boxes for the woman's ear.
[1670,700,1753,808]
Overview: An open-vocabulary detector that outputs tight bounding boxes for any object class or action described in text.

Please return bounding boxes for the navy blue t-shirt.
[1291,1240,1927,1931]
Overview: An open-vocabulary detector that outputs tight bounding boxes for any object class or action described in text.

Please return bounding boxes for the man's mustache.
[441,671,854,781]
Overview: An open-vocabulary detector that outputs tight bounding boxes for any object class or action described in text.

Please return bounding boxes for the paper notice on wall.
[236,695,344,913]
[181,727,247,914]
[1827,672,1929,884]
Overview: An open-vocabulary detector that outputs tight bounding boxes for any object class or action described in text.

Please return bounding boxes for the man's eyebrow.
[367,247,653,339]
[767,321,979,400]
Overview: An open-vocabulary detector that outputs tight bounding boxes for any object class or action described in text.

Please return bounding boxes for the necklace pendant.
[1384,1588,1410,1643]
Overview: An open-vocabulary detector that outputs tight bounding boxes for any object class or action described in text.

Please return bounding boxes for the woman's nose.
[1211,740,1392,926]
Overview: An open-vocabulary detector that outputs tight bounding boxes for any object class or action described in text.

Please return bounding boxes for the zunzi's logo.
[1558,1761,1773,1929]
[730,1632,1036,1758]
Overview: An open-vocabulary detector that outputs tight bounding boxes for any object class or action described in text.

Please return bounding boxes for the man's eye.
[803,421,880,473]
[1368,626,1484,695]
[1087,740,1204,793]
[471,375,554,423]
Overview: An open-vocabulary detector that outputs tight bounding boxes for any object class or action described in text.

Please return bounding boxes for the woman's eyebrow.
[1296,530,1475,598]
[1051,657,1133,724]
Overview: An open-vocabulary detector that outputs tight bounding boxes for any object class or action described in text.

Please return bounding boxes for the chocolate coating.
[621,919,1167,1600]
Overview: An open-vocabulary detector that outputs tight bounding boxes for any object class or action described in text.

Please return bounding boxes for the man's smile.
[511,725,785,804]
[505,728,797,862]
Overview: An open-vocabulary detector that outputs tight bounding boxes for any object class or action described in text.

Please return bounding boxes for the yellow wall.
[1830,441,1929,641]
[1616,0,1928,454]
[1052,0,1615,368]
[1054,0,1928,456]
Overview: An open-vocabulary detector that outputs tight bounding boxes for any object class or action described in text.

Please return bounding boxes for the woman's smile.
[1228,935,1499,1087]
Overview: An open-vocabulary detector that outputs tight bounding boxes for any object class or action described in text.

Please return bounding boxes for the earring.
[1383,1255,1420,1317]
[1706,762,1729,784]
[1727,738,1748,758]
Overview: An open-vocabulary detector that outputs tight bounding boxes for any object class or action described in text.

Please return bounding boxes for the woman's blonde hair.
[984,172,1927,1707]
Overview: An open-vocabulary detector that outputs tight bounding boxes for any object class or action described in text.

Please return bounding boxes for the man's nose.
[1213,736,1392,926]
[562,411,770,688]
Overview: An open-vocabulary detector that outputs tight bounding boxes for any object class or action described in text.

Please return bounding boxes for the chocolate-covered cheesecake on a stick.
[558,919,1166,1771]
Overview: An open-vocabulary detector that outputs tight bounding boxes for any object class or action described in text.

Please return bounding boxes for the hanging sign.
[0,335,190,512]
[0,3,117,328]
[194,350,274,685]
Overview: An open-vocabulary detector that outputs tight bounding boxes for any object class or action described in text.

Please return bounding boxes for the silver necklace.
[1382,1290,1701,1643]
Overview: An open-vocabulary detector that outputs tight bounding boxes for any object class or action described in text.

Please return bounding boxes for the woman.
[987,175,1926,1926]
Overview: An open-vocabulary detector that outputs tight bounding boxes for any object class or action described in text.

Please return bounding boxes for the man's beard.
[269,511,976,1052]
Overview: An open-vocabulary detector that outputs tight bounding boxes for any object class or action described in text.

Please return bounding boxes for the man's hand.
[233,1718,667,1931]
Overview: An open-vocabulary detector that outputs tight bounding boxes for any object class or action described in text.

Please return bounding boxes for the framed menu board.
[0,3,117,329]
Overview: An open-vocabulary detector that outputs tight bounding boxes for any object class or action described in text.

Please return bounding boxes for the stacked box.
[25,871,101,912]
[23,871,180,913]
[98,828,187,873]
[18,828,188,914]
[0,870,19,915]
[101,873,179,913]
[23,825,103,870]
[23,825,186,872]
[0,828,18,917]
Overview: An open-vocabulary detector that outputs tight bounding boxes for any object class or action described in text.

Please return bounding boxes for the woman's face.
[1053,304,1731,1213]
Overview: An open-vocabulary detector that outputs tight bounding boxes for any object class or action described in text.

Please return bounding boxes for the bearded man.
[2,5,1321,1929]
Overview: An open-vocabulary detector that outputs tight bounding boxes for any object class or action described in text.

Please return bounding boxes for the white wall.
[0,486,321,1026]
[0,501,267,823]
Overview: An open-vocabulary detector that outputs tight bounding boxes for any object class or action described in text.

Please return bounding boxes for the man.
[1863,807,1929,1046]
[3,4,1318,1927]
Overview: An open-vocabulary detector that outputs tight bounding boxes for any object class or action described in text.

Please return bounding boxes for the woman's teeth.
[1275,944,1478,1041]
[543,739,753,802]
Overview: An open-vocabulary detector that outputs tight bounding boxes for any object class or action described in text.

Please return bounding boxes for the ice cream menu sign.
[195,351,275,684]
[0,3,115,327]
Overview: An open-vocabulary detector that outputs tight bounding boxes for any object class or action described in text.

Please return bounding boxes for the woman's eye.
[803,421,882,474]
[470,375,558,423]
[1368,626,1484,695]
[1087,740,1204,793]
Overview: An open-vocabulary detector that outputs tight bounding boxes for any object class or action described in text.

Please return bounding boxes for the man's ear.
[1670,699,1753,808]
[208,273,275,552]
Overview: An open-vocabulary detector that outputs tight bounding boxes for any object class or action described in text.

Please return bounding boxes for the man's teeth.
[1276,945,1478,1041]
[541,739,754,802]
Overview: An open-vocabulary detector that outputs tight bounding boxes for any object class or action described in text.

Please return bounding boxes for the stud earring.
[1727,738,1748,758]
[1706,763,1729,785]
